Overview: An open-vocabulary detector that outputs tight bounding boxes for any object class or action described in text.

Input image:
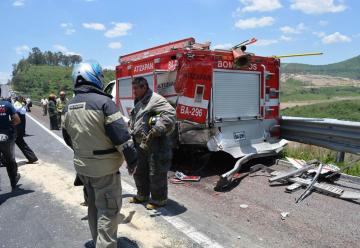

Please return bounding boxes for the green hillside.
[11,64,115,100]
[280,78,360,102]
[10,47,115,100]
[281,55,360,79]
[281,99,360,122]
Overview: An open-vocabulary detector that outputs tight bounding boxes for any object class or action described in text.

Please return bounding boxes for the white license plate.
[233,131,246,142]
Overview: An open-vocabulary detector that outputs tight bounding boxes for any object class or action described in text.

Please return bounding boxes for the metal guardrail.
[280,116,360,154]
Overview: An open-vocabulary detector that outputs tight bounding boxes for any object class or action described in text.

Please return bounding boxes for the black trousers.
[133,136,172,203]
[49,115,59,130]
[0,140,18,187]
[15,135,38,162]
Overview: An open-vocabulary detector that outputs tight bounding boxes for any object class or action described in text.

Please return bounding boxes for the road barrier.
[280,116,360,155]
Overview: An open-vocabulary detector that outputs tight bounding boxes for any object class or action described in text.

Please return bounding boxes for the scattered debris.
[286,157,306,169]
[296,163,324,203]
[269,158,360,203]
[285,183,302,193]
[170,178,184,184]
[175,171,201,182]
[281,212,290,220]
[239,204,249,209]
[325,157,360,179]
[269,163,316,183]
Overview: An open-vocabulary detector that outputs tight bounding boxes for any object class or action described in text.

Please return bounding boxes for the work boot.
[146,199,167,210]
[26,159,38,164]
[11,173,21,191]
[129,195,148,204]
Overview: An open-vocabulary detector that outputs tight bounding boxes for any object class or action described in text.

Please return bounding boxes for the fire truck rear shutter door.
[118,77,133,98]
[213,70,260,120]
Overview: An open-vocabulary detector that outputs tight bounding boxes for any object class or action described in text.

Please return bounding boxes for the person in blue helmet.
[0,88,21,190]
[62,61,138,248]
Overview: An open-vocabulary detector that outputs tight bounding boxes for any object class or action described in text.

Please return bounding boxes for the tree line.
[12,47,82,76]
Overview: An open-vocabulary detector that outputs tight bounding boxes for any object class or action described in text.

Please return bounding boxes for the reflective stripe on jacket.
[63,85,131,177]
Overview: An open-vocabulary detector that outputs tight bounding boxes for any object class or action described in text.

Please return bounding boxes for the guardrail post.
[336,151,345,163]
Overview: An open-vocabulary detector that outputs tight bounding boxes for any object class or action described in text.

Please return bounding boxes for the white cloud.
[235,16,275,29]
[0,72,10,84]
[238,0,282,12]
[213,43,233,50]
[313,31,326,38]
[280,23,306,34]
[318,20,328,26]
[60,23,76,35]
[53,44,80,56]
[82,22,106,31]
[280,35,293,41]
[322,32,351,44]
[13,0,25,7]
[290,0,346,14]
[104,23,132,38]
[255,39,279,46]
[108,42,122,49]
[15,45,30,54]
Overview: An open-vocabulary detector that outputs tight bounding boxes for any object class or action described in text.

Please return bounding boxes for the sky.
[1,0,359,84]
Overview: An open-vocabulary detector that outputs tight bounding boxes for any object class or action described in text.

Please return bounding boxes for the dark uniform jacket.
[48,100,57,117]
[0,99,16,141]
[130,89,176,142]
[63,85,132,177]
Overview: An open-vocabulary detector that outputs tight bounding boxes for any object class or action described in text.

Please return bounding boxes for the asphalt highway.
[1,106,359,248]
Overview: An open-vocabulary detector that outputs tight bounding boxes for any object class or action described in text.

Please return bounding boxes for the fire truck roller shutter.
[118,77,132,98]
[118,77,134,118]
[212,70,260,120]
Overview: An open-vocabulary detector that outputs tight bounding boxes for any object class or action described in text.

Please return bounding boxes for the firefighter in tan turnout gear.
[62,61,138,248]
[129,76,176,210]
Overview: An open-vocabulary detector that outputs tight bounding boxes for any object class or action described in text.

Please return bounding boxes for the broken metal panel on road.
[280,116,360,154]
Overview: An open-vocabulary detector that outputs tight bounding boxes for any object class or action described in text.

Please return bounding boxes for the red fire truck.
[113,38,286,188]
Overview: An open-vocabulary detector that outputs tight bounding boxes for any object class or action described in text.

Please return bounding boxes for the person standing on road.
[25,97,32,112]
[129,76,176,210]
[56,91,68,128]
[0,88,21,190]
[48,94,58,130]
[62,61,138,248]
[41,97,48,116]
[13,96,38,164]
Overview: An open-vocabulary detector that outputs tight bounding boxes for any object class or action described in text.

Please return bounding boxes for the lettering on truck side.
[134,62,154,73]
[217,60,234,69]
[180,105,204,118]
[217,61,258,70]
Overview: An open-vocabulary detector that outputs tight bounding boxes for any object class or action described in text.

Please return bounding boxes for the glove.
[122,143,138,175]
[139,129,156,151]
[148,127,161,138]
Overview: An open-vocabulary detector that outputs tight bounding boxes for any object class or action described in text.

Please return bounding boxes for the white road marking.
[27,113,72,151]
[27,113,224,248]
